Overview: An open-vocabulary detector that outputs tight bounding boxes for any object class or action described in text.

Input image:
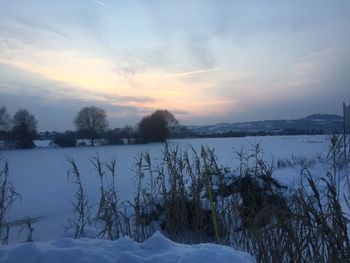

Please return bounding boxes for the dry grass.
[51,135,350,261]
[0,158,20,244]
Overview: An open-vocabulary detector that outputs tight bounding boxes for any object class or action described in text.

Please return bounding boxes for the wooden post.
[344,103,347,161]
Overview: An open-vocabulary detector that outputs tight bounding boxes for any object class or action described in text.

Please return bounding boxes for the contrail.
[169,68,221,77]
[92,0,107,6]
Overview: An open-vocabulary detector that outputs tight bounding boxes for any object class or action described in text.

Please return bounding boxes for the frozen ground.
[0,231,255,263]
[0,135,329,243]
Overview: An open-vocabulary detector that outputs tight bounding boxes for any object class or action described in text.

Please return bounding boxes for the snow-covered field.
[0,135,328,244]
[0,135,335,262]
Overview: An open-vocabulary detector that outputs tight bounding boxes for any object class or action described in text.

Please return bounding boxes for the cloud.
[168,68,221,77]
[92,0,107,6]
[171,110,190,115]
[14,17,71,40]
[287,48,338,88]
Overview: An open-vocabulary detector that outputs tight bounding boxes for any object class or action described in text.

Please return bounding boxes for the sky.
[0,0,349,131]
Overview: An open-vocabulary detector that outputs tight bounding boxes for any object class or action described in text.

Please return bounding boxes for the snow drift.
[0,231,255,263]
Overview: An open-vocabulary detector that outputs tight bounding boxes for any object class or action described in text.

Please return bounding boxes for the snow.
[0,135,329,244]
[33,140,52,148]
[0,135,343,262]
[0,231,255,263]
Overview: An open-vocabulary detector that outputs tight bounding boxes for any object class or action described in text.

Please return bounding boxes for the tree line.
[1,105,326,150]
[0,105,188,149]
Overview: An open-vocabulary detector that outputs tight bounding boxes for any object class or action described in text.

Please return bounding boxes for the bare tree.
[74,106,109,146]
[11,109,37,149]
[0,106,10,132]
[121,125,134,144]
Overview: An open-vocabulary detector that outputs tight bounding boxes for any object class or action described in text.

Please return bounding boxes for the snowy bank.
[0,231,255,263]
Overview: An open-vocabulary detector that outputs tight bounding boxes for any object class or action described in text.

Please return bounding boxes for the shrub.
[138,110,178,143]
[52,131,77,147]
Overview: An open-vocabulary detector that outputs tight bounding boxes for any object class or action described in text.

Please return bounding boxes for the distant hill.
[187,114,343,135]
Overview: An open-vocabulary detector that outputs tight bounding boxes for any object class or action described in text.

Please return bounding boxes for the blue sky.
[0,0,349,131]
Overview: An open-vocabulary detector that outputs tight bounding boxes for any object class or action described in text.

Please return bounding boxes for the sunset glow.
[0,0,349,130]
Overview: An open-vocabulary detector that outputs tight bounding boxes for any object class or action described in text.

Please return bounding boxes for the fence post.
[344,103,347,161]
